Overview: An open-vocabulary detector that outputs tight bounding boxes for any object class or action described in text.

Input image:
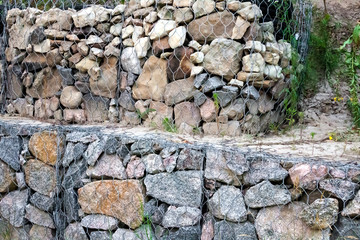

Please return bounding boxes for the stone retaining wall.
[3,0,296,135]
[0,120,359,239]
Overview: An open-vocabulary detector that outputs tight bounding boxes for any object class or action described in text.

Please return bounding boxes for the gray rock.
[28,27,46,44]
[116,145,130,159]
[131,140,154,155]
[160,226,201,240]
[90,231,111,240]
[203,38,243,80]
[66,132,99,143]
[56,65,74,86]
[64,188,80,223]
[208,186,247,222]
[62,159,87,189]
[164,78,198,105]
[177,148,204,170]
[64,222,88,240]
[244,181,291,208]
[212,90,237,108]
[0,190,28,227]
[194,73,208,89]
[202,76,226,93]
[160,146,178,159]
[86,154,127,179]
[24,160,56,197]
[152,203,169,225]
[342,190,360,217]
[62,142,87,167]
[220,98,246,120]
[331,216,360,240]
[121,47,142,75]
[299,198,339,230]
[241,86,260,100]
[113,226,154,240]
[29,225,55,240]
[104,137,119,155]
[83,94,110,122]
[214,221,257,240]
[258,94,275,114]
[223,150,249,176]
[0,136,21,171]
[144,171,202,207]
[243,160,288,185]
[30,192,54,212]
[119,91,136,111]
[162,206,202,228]
[246,99,259,115]
[84,136,108,166]
[142,154,165,174]
[319,179,359,202]
[25,204,55,229]
[81,214,119,230]
[194,92,207,107]
[205,148,242,186]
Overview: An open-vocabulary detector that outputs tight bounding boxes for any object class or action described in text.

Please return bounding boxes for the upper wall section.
[3,0,303,136]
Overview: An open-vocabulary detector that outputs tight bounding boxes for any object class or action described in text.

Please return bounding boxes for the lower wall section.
[0,120,359,240]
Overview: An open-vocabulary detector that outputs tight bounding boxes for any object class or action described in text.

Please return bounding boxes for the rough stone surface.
[289,164,328,190]
[319,179,359,202]
[243,160,288,185]
[29,131,64,166]
[86,154,127,179]
[144,171,202,207]
[174,102,201,128]
[342,190,360,217]
[81,214,119,230]
[299,198,339,230]
[29,225,54,240]
[121,47,142,74]
[24,159,56,197]
[0,160,16,193]
[30,192,54,213]
[0,136,21,171]
[60,86,83,109]
[167,47,194,80]
[255,202,330,240]
[64,222,88,240]
[78,180,144,229]
[142,154,165,174]
[162,206,202,228]
[331,216,360,240]
[83,136,107,166]
[25,204,55,229]
[89,57,118,98]
[214,221,257,240]
[0,190,28,227]
[244,181,291,208]
[177,148,204,170]
[62,159,87,189]
[208,186,247,222]
[164,77,197,105]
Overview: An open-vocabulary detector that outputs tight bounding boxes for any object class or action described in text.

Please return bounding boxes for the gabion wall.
[0,0,311,135]
[0,120,359,239]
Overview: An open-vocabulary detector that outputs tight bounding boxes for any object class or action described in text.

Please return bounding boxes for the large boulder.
[78,180,144,229]
[26,67,63,99]
[72,5,111,28]
[0,190,28,227]
[132,56,168,101]
[203,38,243,80]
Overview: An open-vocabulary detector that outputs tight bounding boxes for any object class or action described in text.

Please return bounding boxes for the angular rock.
[212,90,237,108]
[168,26,187,49]
[62,142,86,167]
[152,37,172,56]
[24,159,56,197]
[0,160,16,193]
[63,109,86,123]
[164,77,197,105]
[90,231,111,240]
[90,56,118,98]
[149,20,177,40]
[188,11,236,43]
[119,90,136,111]
[245,181,291,208]
[319,179,358,202]
[126,159,146,179]
[62,159,87,189]
[238,4,263,21]
[64,188,81,223]
[30,192,54,213]
[26,67,62,98]
[83,94,110,122]
[242,53,265,73]
[203,38,243,80]
[81,214,119,230]
[288,164,328,191]
[194,92,207,107]
[240,86,260,100]
[243,160,288,185]
[121,47,142,75]
[66,132,99,143]
[134,37,151,58]
[174,102,201,128]
[29,131,64,166]
[208,186,247,222]
[142,154,165,174]
[86,154,127,179]
[64,222,88,240]
[160,226,201,240]
[75,57,98,73]
[0,190,28,227]
[299,198,339,230]
[219,98,246,120]
[167,47,194,80]
[176,148,204,170]
[205,148,242,185]
[258,93,275,114]
[78,180,144,229]
[72,6,111,28]
[174,7,194,23]
[25,204,54,229]
[200,99,216,122]
[144,171,202,207]
[331,216,360,240]
[255,202,330,240]
[162,206,201,228]
[231,16,251,40]
[342,190,360,217]
[0,136,21,171]
[214,221,257,240]
[133,56,168,101]
[29,225,54,240]
[202,76,225,93]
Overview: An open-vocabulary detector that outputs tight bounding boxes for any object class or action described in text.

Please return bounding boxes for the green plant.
[162,117,177,133]
[212,92,220,131]
[340,23,360,129]
[136,200,153,240]
[310,132,316,139]
[136,108,156,120]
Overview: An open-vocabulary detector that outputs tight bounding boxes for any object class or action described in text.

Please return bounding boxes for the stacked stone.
[4,0,291,135]
[0,125,360,239]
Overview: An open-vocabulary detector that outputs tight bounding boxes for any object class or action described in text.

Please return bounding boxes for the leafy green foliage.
[136,108,155,120]
[162,117,177,133]
[339,24,360,128]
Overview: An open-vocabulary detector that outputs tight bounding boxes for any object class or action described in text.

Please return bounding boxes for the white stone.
[242,53,265,73]
[168,26,187,49]
[33,39,51,53]
[134,37,151,59]
[237,4,263,22]
[110,23,123,36]
[244,41,266,54]
[144,11,158,23]
[72,6,111,28]
[264,65,283,80]
[149,20,177,40]
[229,79,244,88]
[191,66,204,76]
[192,0,215,17]
[113,4,127,15]
[122,25,135,39]
[173,0,194,7]
[123,38,134,47]
[132,26,144,43]
[86,35,104,45]
[188,40,202,51]
[190,52,204,64]
[140,0,155,7]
